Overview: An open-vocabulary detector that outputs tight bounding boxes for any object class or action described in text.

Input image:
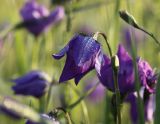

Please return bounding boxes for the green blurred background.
[0,0,159,123]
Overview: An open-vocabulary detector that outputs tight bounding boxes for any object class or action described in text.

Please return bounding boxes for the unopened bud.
[111,55,119,70]
[119,10,139,29]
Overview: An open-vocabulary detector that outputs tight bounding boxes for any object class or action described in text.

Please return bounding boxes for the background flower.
[20,0,65,36]
[12,70,50,98]
[84,77,105,103]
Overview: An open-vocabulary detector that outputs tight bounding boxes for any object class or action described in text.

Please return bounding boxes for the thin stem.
[137,27,160,47]
[129,29,145,124]
[93,32,112,57]
[93,32,121,124]
[46,79,57,110]
[112,65,121,124]
[70,83,90,124]
[67,81,99,110]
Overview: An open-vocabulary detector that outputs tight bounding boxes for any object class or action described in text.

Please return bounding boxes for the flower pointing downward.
[53,34,102,84]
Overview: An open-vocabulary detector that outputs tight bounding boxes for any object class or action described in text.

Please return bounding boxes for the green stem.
[70,84,90,124]
[112,63,121,124]
[39,96,46,113]
[67,81,99,110]
[137,27,160,47]
[93,32,121,124]
[93,32,112,57]
[129,29,145,124]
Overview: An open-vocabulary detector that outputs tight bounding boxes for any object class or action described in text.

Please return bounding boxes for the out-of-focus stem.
[67,81,99,110]
[70,83,90,124]
[129,29,145,124]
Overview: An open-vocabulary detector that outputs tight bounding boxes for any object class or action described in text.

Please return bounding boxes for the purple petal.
[52,44,69,59]
[59,55,80,83]
[71,35,101,66]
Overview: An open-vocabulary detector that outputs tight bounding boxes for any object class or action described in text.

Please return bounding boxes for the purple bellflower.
[20,0,65,36]
[125,88,155,124]
[53,34,101,84]
[84,77,105,103]
[26,114,60,124]
[137,58,157,93]
[12,71,50,98]
[96,44,135,95]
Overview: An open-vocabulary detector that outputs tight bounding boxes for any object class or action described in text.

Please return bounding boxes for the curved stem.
[93,32,121,124]
[93,32,113,58]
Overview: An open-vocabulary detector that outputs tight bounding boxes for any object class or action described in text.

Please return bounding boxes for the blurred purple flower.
[84,77,105,103]
[137,58,157,93]
[0,106,21,119]
[20,0,65,36]
[53,34,101,84]
[125,88,155,124]
[0,97,21,119]
[122,27,145,50]
[26,114,59,124]
[12,71,50,98]
[96,44,135,94]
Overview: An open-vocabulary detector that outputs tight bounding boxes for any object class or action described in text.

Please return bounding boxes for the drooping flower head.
[53,34,101,84]
[26,114,60,124]
[96,44,135,95]
[12,70,51,98]
[84,77,105,103]
[20,0,65,36]
[137,58,157,93]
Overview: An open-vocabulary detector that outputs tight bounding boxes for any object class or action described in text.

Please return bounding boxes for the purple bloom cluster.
[53,33,157,123]
[20,0,65,36]
[96,44,135,95]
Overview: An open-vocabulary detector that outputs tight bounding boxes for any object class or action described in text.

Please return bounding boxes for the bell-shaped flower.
[12,70,51,98]
[96,44,135,94]
[20,0,65,36]
[53,34,101,84]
